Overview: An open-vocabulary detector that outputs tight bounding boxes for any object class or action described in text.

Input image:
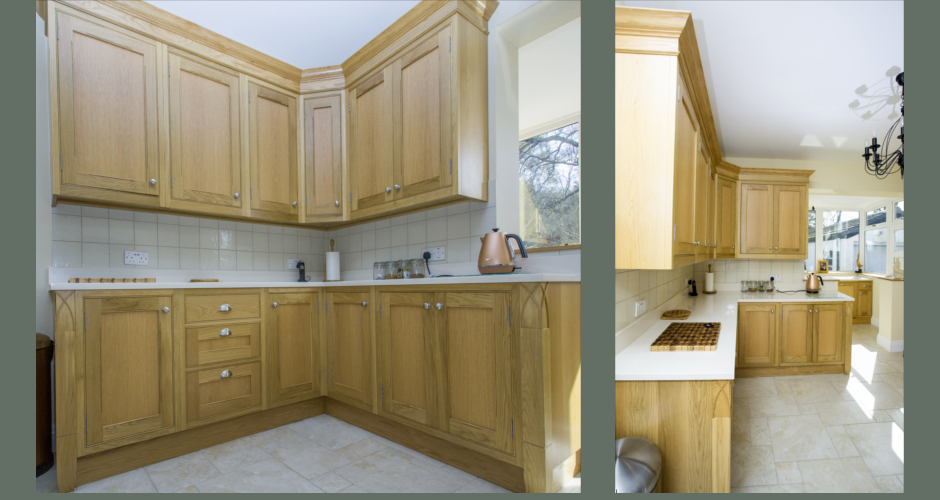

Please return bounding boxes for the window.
[894,229,904,252]
[865,228,887,274]
[894,200,904,220]
[822,210,859,272]
[519,122,580,249]
[806,209,816,271]
[866,206,887,226]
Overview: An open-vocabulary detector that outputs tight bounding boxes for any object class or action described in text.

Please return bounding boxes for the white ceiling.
[519,18,581,134]
[808,194,893,210]
[145,1,421,69]
[619,1,904,163]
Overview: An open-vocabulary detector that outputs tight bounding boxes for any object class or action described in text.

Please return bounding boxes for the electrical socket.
[124,251,148,266]
[422,246,445,261]
[769,274,782,282]
[288,259,301,269]
[635,299,647,317]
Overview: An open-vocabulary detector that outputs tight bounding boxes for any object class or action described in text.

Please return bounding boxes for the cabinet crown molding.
[614,5,691,54]
[737,168,815,184]
[300,65,345,93]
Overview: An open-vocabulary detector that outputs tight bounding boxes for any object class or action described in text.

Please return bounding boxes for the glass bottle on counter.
[411,259,426,278]
[396,259,405,279]
[741,280,749,292]
[747,281,758,292]
[373,262,385,280]
[758,280,765,292]
[384,262,396,279]
[401,259,412,279]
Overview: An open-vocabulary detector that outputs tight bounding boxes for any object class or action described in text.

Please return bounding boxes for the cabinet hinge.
[56,23,59,40]
[170,174,173,188]
[306,195,308,207]
[317,302,319,314]
[168,62,170,77]
[379,304,382,318]
[674,223,677,242]
[508,307,511,327]
[350,191,352,203]
[348,101,351,113]
[677,82,681,101]
[449,36,452,52]
[85,415,88,433]
[59,154,62,171]
[449,158,452,174]
[327,370,329,382]
[511,420,514,440]
[84,312,87,331]
[381,384,384,399]
[249,91,250,103]
[250,188,253,199]
[318,369,321,382]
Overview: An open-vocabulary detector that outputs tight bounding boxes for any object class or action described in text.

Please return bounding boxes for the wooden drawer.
[185,293,260,323]
[186,323,261,368]
[859,282,872,289]
[186,361,262,423]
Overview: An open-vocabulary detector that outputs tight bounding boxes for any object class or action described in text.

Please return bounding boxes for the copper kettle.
[806,273,824,293]
[478,229,527,274]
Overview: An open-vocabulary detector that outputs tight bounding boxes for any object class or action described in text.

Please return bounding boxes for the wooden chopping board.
[650,322,720,351]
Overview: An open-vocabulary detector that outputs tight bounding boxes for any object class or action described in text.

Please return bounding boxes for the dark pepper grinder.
[688,279,698,296]
[296,261,306,282]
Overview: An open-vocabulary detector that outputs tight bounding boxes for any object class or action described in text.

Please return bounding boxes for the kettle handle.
[818,276,824,286]
[505,234,528,258]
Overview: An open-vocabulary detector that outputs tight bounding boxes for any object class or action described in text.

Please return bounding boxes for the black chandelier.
[862,72,903,178]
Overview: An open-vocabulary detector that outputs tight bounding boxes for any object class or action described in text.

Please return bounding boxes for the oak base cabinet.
[265,291,321,408]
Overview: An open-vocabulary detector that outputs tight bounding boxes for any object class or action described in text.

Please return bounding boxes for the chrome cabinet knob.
[385,187,392,193]
[394,184,401,191]
[219,304,232,312]
[150,179,157,186]
[815,309,818,313]
[361,301,368,307]
[771,309,774,314]
[234,192,240,199]
[272,302,278,308]
[162,306,169,313]
[775,246,778,250]
[732,245,735,250]
[220,328,231,336]
[220,370,232,378]
[808,309,812,313]
[292,201,298,207]
[435,303,443,310]
[334,200,340,207]
[424,303,431,310]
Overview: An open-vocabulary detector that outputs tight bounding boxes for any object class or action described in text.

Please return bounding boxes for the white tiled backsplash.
[692,259,807,288]
[614,264,695,333]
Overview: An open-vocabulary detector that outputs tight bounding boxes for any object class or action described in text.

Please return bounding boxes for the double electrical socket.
[422,246,445,261]
[124,251,148,266]
[635,299,647,317]
[768,274,782,282]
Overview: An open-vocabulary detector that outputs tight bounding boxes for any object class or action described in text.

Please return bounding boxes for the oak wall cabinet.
[248,82,299,222]
[737,170,811,260]
[303,94,344,221]
[52,280,578,493]
[715,172,737,258]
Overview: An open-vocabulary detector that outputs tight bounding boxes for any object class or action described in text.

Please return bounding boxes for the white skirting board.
[877,334,904,352]
[871,317,880,327]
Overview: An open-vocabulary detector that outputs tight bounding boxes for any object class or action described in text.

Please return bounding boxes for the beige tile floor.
[731,324,903,493]
[36,414,582,493]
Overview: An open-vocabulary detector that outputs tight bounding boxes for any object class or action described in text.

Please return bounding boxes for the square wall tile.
[109,244,132,269]
[407,222,426,245]
[135,222,158,246]
[179,226,200,249]
[268,253,284,271]
[109,220,134,244]
[219,250,237,270]
[236,231,253,251]
[81,206,108,218]
[200,228,219,249]
[52,214,82,242]
[426,217,447,242]
[447,202,470,215]
[81,217,109,243]
[179,248,200,270]
[447,213,470,239]
[470,207,496,237]
[284,235,298,253]
[109,209,134,221]
[253,252,269,271]
[179,216,200,227]
[425,206,449,219]
[236,251,252,271]
[159,247,180,269]
[269,234,284,253]
[158,224,180,247]
[52,241,81,268]
[157,214,180,225]
[52,203,82,216]
[253,233,269,252]
[199,249,219,270]
[447,238,471,263]
[82,243,110,268]
[134,212,157,222]
[375,228,391,249]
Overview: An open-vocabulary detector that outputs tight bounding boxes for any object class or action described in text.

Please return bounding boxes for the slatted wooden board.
[68,278,155,283]
[650,322,721,351]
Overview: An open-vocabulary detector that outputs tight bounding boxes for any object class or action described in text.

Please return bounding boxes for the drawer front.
[859,282,872,289]
[185,294,260,323]
[186,323,261,368]
[186,361,262,422]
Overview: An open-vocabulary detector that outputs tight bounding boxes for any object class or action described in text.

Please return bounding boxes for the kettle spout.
[480,237,485,244]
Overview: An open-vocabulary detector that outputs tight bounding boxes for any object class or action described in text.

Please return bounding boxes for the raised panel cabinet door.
[814,304,844,362]
[248,82,298,217]
[740,184,775,255]
[673,74,699,256]
[858,290,873,318]
[303,95,343,217]
[266,292,320,406]
[326,292,372,407]
[84,296,174,446]
[186,361,262,423]
[394,25,453,200]
[440,292,513,454]
[780,304,813,364]
[169,52,241,211]
[706,165,716,251]
[773,185,806,255]
[378,292,438,426]
[694,146,708,254]
[716,177,737,254]
[56,13,160,197]
[837,282,858,317]
[738,303,777,366]
[350,69,394,212]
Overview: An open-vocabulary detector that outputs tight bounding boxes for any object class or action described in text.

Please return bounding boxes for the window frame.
[809,197,903,275]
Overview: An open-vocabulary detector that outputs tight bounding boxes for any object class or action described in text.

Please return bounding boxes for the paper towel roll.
[705,272,715,292]
[325,252,341,281]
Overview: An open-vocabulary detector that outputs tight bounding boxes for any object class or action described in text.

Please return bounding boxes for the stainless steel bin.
[615,437,661,493]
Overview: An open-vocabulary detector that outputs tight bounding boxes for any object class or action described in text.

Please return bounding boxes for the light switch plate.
[422,246,445,261]
[124,251,148,266]
[635,299,647,317]
[288,259,301,269]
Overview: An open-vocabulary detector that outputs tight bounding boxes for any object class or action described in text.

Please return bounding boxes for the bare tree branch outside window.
[519,123,580,248]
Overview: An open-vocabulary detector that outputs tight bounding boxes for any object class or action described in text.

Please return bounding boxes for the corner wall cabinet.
[737,169,810,260]
[44,0,493,228]
[52,281,579,493]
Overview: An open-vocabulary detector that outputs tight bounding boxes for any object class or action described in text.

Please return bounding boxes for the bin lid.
[615,437,661,493]
[37,333,52,350]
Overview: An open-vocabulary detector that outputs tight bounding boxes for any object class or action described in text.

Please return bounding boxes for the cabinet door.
[740,184,775,255]
[56,14,160,197]
[440,292,513,454]
[706,164,716,252]
[773,185,806,255]
[84,296,174,446]
[814,304,844,362]
[169,52,241,211]
[716,177,737,254]
[857,290,872,318]
[248,82,298,217]
[266,292,320,407]
[303,95,343,217]
[378,292,438,426]
[738,303,777,366]
[326,292,372,407]
[694,146,708,254]
[837,282,858,316]
[780,304,813,364]
[350,70,393,212]
[393,25,453,200]
[673,75,699,256]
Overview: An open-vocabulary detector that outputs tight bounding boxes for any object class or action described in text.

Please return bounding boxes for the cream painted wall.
[875,279,904,351]
[725,157,904,198]
[518,18,581,136]
[37,15,54,337]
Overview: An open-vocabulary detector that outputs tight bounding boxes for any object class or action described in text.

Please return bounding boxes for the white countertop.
[50,273,580,290]
[614,290,854,381]
[803,274,874,282]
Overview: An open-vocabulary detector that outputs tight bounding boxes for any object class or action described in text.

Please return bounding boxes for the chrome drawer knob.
[385,187,392,193]
[424,303,431,310]
[220,328,231,336]
[272,302,278,308]
[361,301,368,307]
[234,192,240,199]
[394,184,401,191]
[335,200,340,206]
[435,303,443,310]
[162,307,169,313]
[220,370,232,378]
[219,304,232,312]
[150,179,157,186]
[292,201,298,207]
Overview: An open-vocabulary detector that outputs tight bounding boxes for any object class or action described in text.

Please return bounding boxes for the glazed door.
[738,303,777,366]
[378,292,438,426]
[349,69,393,212]
[673,74,699,256]
[814,304,844,362]
[248,82,298,218]
[773,185,806,255]
[56,13,160,197]
[716,177,737,254]
[740,184,775,255]
[440,292,513,454]
[303,95,343,217]
[84,296,174,446]
[780,304,813,364]
[393,25,453,200]
[326,291,372,407]
[168,52,242,211]
[266,292,320,407]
